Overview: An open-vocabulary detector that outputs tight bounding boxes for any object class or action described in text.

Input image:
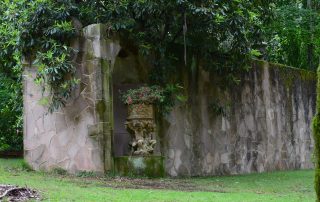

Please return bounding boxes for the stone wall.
[162,62,316,176]
[23,24,120,173]
[23,23,316,176]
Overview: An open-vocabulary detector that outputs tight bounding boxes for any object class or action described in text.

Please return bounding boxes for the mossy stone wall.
[161,60,316,176]
[24,24,316,177]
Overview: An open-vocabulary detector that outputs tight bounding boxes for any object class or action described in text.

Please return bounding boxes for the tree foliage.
[19,0,274,111]
[269,1,320,199]
[0,74,22,151]
[78,0,272,84]
[265,1,320,70]
[0,0,25,151]
[20,0,80,112]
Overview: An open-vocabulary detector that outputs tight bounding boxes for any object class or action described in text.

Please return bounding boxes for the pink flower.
[127,96,133,104]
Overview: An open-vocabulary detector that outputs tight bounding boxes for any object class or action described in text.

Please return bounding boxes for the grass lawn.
[0,159,316,202]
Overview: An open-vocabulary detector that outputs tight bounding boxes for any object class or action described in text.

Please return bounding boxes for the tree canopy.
[12,0,273,111]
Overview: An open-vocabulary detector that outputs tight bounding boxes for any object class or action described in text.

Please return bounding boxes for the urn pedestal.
[125,104,157,156]
[114,103,165,177]
[114,156,165,177]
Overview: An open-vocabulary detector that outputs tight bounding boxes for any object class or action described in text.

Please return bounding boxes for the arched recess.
[112,46,149,157]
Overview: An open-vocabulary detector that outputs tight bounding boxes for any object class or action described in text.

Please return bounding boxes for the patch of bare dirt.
[0,185,40,202]
[101,177,227,193]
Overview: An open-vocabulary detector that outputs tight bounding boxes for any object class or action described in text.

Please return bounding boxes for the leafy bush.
[121,86,165,105]
[0,1,24,152]
[121,85,185,114]
[0,74,22,152]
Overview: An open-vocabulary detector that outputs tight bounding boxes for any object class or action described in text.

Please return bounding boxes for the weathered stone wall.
[162,61,316,176]
[23,24,120,173]
[24,23,316,176]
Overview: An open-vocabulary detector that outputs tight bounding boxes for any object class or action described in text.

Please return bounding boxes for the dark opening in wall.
[117,49,129,58]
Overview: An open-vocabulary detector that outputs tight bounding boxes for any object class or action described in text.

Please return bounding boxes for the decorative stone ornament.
[125,104,157,156]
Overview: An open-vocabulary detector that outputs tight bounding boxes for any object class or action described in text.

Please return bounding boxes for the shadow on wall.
[112,47,151,157]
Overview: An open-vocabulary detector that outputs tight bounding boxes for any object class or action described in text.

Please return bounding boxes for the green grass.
[0,158,316,202]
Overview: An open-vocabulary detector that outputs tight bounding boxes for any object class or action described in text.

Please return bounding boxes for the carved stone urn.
[125,104,157,156]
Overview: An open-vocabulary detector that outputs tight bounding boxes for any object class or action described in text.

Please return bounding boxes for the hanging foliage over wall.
[20,0,81,112]
[0,0,276,112]
[81,0,273,85]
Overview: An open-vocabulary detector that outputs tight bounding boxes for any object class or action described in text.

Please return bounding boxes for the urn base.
[114,156,165,178]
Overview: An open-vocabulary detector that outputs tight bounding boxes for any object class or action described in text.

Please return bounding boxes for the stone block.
[114,156,165,178]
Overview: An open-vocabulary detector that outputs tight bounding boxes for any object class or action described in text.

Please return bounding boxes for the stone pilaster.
[82,24,121,172]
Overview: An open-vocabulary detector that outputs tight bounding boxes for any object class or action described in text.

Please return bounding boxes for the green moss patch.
[254,60,316,89]
[114,156,165,178]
